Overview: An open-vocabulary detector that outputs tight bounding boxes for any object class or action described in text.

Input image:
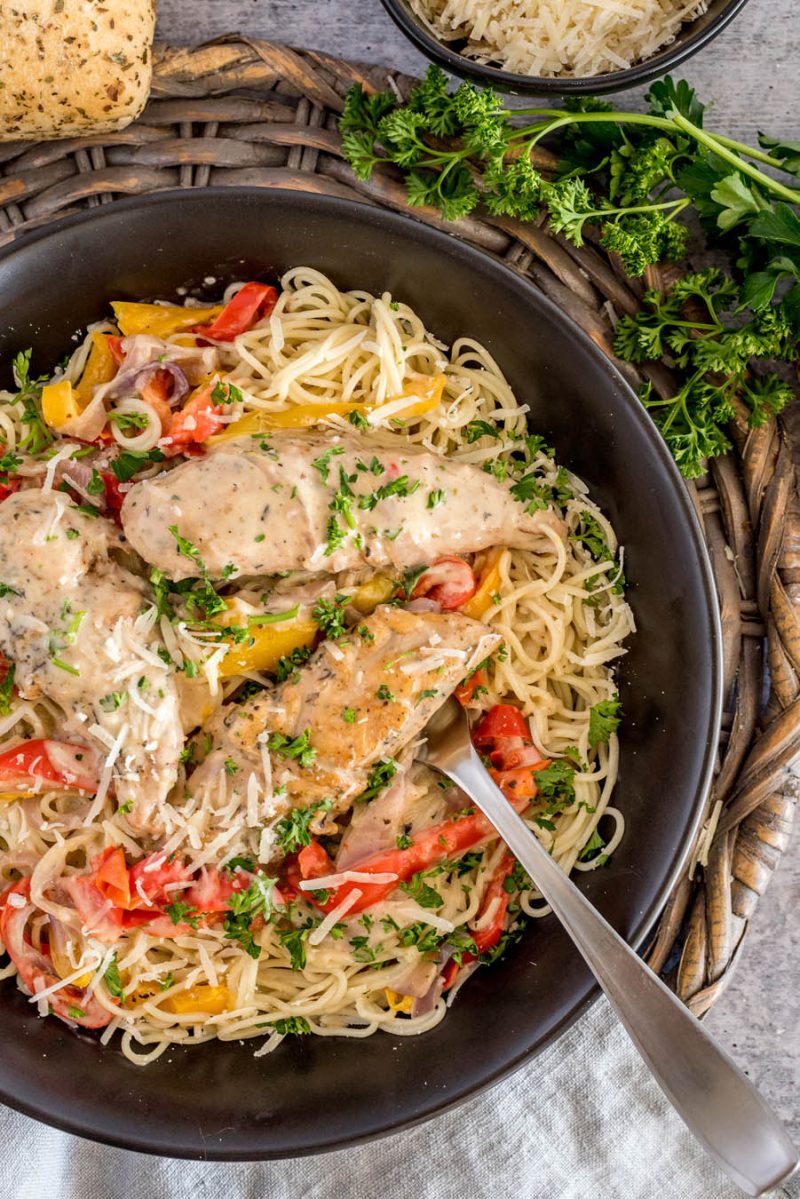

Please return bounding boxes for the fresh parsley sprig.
[340,70,800,480]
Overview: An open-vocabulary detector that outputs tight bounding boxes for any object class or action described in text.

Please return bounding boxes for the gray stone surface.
[155,0,800,1141]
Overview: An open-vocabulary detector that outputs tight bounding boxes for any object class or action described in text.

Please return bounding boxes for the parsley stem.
[670,114,800,204]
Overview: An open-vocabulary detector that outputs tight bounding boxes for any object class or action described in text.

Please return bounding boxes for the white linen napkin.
[2,998,796,1199]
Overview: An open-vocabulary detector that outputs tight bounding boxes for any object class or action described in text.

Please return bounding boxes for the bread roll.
[0,0,155,141]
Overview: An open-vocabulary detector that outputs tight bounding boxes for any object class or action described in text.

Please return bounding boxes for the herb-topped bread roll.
[0,0,155,141]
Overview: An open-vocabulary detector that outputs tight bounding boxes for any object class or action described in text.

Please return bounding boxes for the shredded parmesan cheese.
[300,870,399,891]
[308,888,363,945]
[409,0,708,77]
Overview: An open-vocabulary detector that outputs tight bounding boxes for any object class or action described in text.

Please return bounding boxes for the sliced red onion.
[95,361,190,410]
[336,772,409,869]
[404,597,441,614]
[119,334,218,383]
[391,957,438,999]
[411,947,454,1017]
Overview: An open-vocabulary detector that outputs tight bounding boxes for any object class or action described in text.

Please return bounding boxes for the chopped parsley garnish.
[399,871,443,909]
[311,445,344,482]
[376,684,395,702]
[357,475,420,511]
[465,419,502,444]
[164,901,200,929]
[103,955,125,1001]
[312,594,348,640]
[223,875,277,959]
[274,797,333,855]
[99,690,127,712]
[356,757,397,803]
[159,973,174,991]
[268,728,317,768]
[110,448,165,483]
[398,923,440,954]
[588,695,622,747]
[275,644,313,682]
[211,379,244,406]
[279,922,313,970]
[426,489,446,509]
[0,662,15,716]
[342,707,357,723]
[87,469,105,496]
[347,409,369,431]
[164,528,227,618]
[269,1016,311,1035]
[578,827,608,865]
[533,760,576,816]
[349,934,378,963]
[323,514,347,557]
[110,410,150,434]
[395,832,412,850]
[571,513,626,594]
[0,582,21,599]
[67,1006,86,1020]
[395,564,427,600]
[223,856,255,873]
[223,756,239,776]
[51,657,80,676]
[416,688,438,706]
[117,799,133,815]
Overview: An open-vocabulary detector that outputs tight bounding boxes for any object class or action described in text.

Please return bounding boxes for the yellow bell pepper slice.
[461,549,504,620]
[162,984,231,1015]
[351,574,396,615]
[74,332,116,406]
[208,373,446,445]
[217,603,319,679]
[111,301,223,340]
[49,942,92,990]
[41,380,81,430]
[0,792,27,803]
[385,988,413,1014]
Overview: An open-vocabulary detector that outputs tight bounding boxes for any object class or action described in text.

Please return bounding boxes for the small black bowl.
[380,0,752,95]
[0,189,722,1158]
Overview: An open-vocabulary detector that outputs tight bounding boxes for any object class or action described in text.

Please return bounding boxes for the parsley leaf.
[588,695,622,747]
[274,797,333,854]
[268,728,317,768]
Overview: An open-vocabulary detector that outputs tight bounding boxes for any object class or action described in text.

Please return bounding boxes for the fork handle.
[449,749,798,1198]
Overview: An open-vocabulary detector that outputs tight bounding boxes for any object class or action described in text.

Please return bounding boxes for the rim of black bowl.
[0,189,724,1158]
[379,0,752,95]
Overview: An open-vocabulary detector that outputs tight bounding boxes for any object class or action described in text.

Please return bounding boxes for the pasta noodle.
[0,268,633,1062]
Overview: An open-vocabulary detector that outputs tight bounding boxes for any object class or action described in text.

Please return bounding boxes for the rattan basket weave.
[0,35,796,1015]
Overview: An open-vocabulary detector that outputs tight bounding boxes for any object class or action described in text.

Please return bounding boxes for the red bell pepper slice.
[0,739,100,793]
[454,668,487,706]
[160,386,224,457]
[470,850,516,954]
[106,335,126,365]
[193,282,278,342]
[472,704,530,747]
[0,478,20,503]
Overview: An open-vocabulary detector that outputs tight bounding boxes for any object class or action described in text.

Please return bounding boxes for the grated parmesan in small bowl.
[380,0,750,93]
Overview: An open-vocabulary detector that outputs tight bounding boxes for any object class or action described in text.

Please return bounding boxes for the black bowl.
[380,0,752,95]
[0,190,721,1158]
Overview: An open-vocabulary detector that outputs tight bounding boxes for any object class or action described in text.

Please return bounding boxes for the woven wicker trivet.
[0,35,796,1016]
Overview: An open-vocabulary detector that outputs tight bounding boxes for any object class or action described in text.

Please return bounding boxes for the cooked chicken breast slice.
[121,429,559,579]
[188,605,500,840]
[0,490,181,835]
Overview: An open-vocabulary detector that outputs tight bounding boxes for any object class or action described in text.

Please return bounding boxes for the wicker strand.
[0,36,796,1012]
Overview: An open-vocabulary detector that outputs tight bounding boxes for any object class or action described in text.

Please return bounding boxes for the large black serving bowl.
[0,190,721,1158]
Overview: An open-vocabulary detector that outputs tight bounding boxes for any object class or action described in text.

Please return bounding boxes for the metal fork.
[419,698,798,1198]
